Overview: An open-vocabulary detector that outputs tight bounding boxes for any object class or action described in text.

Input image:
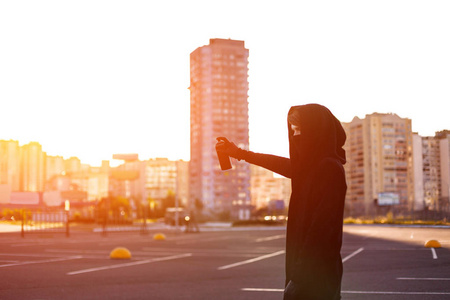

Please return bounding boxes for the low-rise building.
[250,165,291,211]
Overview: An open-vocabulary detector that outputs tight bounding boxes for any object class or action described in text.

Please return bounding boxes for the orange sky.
[1,0,449,166]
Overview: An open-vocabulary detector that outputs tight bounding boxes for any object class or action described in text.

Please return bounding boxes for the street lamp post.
[65,200,70,237]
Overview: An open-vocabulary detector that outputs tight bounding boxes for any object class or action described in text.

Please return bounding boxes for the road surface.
[0,224,448,299]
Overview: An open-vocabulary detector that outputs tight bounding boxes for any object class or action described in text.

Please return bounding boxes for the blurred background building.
[20,142,45,192]
[109,156,189,218]
[250,165,291,211]
[189,38,251,220]
[0,126,449,221]
[0,140,20,191]
[343,113,414,216]
[343,113,450,219]
[413,130,450,216]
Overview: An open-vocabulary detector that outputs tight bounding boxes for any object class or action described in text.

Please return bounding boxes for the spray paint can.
[215,137,232,170]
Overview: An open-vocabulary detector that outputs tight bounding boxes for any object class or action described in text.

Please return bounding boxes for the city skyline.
[1,1,449,167]
[1,116,449,218]
[2,109,447,168]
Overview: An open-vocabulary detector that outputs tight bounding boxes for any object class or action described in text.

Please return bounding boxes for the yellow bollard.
[153,233,166,241]
[110,247,132,259]
[424,240,442,248]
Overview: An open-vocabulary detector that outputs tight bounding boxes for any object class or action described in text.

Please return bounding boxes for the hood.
[288,104,346,169]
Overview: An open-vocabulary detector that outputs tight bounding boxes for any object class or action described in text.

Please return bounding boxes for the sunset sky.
[1,0,449,166]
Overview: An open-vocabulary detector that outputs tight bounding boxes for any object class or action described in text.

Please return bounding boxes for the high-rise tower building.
[189,38,251,220]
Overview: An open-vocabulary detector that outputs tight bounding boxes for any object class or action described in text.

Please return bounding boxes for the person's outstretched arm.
[242,151,292,178]
[216,137,291,178]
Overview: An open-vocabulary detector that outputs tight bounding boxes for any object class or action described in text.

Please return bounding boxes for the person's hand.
[215,137,245,160]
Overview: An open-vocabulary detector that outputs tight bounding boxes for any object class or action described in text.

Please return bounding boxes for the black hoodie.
[240,104,347,299]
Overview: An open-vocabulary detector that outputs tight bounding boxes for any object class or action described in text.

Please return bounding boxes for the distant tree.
[162,190,176,211]
[111,196,130,212]
[252,206,269,219]
[217,210,231,221]
[112,196,131,223]
[195,198,204,212]
[96,196,131,223]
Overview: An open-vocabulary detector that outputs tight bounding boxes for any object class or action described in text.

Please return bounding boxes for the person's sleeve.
[240,150,292,178]
[290,159,346,283]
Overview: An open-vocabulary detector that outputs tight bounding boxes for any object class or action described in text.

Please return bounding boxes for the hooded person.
[215,103,347,299]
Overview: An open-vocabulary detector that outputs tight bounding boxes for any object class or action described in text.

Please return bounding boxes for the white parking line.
[343,291,450,295]
[0,253,65,258]
[0,256,82,268]
[11,243,53,247]
[217,250,285,270]
[397,277,450,281]
[342,247,364,263]
[67,253,192,275]
[255,234,285,242]
[219,247,362,271]
[242,288,450,295]
[431,248,438,259]
[242,288,282,292]
[176,236,231,245]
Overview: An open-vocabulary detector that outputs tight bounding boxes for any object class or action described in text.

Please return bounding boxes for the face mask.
[292,134,303,153]
[291,135,310,163]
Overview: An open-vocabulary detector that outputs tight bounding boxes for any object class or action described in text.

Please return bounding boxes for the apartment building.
[64,156,83,175]
[250,165,291,210]
[438,131,450,208]
[111,158,189,209]
[343,113,413,216]
[0,140,21,191]
[145,158,178,203]
[413,130,450,213]
[20,142,45,192]
[189,38,251,220]
[45,155,65,181]
[413,134,441,211]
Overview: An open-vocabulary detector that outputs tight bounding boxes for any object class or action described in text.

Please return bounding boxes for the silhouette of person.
[185,209,200,233]
[216,104,347,299]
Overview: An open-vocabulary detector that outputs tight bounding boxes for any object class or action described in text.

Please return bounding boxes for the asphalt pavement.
[0,224,449,299]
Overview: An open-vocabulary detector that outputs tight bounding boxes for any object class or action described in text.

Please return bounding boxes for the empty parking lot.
[0,224,449,299]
